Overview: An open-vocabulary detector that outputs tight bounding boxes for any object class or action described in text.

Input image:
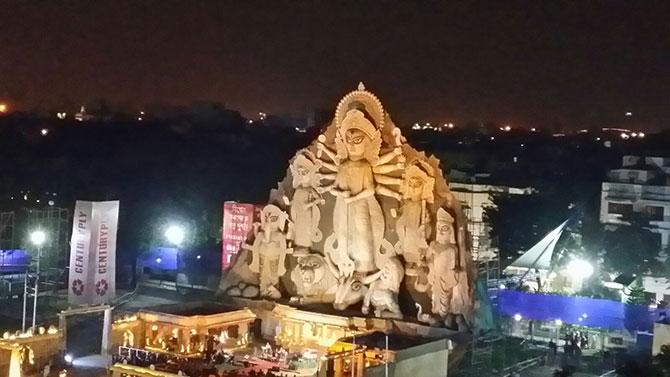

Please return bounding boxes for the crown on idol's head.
[436,207,454,224]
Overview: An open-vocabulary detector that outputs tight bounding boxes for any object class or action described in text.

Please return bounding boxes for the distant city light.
[490,136,495,140]
[259,112,267,120]
[503,125,511,132]
[40,128,49,136]
[446,123,455,129]
[499,283,506,290]
[64,353,73,364]
[638,132,645,138]
[0,103,7,113]
[531,128,537,132]
[155,257,162,264]
[513,313,522,322]
[56,112,67,119]
[625,111,632,116]
[620,133,630,139]
[631,132,637,137]
[554,319,563,326]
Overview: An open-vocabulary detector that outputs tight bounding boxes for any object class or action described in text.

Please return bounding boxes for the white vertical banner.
[68,201,94,305]
[91,201,119,305]
[68,200,119,305]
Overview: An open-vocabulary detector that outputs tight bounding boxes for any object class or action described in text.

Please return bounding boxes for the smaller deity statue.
[361,257,404,319]
[247,204,293,299]
[289,254,340,304]
[285,150,325,256]
[425,208,459,322]
[395,161,435,276]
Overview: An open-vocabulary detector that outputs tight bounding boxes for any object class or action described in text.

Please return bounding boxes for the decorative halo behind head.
[335,82,385,131]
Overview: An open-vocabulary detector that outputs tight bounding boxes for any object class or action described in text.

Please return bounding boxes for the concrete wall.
[653,322,670,356]
[366,339,450,377]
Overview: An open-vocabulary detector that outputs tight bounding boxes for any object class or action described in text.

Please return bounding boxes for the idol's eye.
[351,281,362,291]
[352,136,364,144]
[269,215,278,222]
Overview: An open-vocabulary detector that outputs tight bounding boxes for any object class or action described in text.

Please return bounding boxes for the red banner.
[222,201,258,270]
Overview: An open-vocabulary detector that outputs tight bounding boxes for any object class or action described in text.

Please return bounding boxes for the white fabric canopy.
[506,220,569,271]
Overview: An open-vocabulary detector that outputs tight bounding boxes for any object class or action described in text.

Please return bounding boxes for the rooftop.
[338,331,439,351]
[142,302,239,317]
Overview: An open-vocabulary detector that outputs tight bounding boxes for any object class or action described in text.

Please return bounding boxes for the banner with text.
[222,201,257,270]
[68,200,119,305]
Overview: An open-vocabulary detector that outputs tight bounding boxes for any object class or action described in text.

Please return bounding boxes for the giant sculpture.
[221,83,476,330]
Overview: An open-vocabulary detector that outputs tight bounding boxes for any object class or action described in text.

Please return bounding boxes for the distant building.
[74,105,94,122]
[449,169,534,263]
[600,156,670,258]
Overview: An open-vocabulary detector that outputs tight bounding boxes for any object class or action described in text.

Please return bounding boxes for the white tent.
[505,220,569,273]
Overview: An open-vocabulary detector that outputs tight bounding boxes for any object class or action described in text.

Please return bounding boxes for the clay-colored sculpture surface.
[423,207,473,330]
[221,83,477,330]
[395,161,435,275]
[248,205,293,299]
[318,108,403,277]
[286,150,325,255]
[289,254,339,304]
[362,257,404,319]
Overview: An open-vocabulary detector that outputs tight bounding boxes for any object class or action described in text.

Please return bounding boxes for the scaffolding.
[0,211,15,250]
[26,207,71,269]
[25,207,71,294]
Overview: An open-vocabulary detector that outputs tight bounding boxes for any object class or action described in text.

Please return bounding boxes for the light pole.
[351,331,355,377]
[164,224,186,289]
[385,332,389,377]
[445,339,453,377]
[23,230,46,332]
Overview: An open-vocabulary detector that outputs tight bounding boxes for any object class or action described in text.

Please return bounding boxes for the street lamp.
[30,231,46,246]
[23,230,46,332]
[566,259,593,280]
[164,225,185,246]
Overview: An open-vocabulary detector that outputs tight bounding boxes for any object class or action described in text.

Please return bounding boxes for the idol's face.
[436,221,453,244]
[406,176,425,199]
[344,129,368,160]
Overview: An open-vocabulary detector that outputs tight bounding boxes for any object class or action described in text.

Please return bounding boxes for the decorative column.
[355,351,364,376]
[239,322,249,345]
[101,308,112,359]
[58,313,67,352]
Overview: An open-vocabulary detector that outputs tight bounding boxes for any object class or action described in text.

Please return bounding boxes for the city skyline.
[1,1,669,130]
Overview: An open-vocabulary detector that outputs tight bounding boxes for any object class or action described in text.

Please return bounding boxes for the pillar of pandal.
[332,355,344,377]
[355,351,364,377]
[238,322,249,345]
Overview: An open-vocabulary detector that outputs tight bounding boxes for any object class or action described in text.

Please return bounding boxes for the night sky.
[1,1,669,129]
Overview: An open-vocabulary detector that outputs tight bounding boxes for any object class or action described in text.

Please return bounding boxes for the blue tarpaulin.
[0,249,30,273]
[138,247,179,271]
[498,290,655,332]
